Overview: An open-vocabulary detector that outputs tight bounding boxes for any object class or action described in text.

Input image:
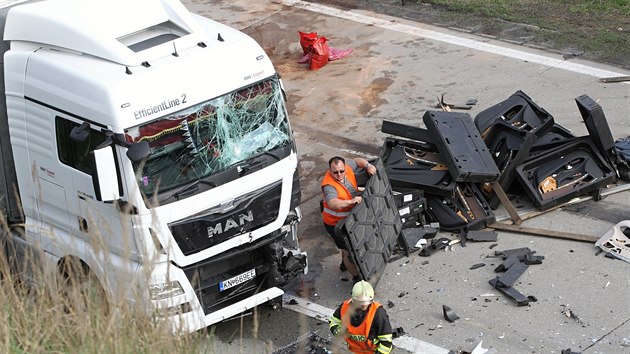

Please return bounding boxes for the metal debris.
[442,305,460,322]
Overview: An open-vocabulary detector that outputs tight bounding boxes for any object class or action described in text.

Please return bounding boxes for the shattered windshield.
[126,76,291,201]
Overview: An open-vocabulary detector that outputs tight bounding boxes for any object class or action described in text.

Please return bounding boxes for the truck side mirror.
[93,146,121,202]
[70,122,90,142]
[126,141,151,164]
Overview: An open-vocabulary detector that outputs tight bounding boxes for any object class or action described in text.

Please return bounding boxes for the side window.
[56,117,107,175]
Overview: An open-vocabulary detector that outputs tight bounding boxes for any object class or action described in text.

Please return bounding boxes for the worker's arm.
[323,185,362,210]
[327,196,362,210]
[353,157,377,176]
[371,307,394,354]
[329,304,344,336]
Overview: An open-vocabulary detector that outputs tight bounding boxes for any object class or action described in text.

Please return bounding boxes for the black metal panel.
[343,158,402,285]
[381,137,456,196]
[169,181,282,255]
[381,120,435,144]
[423,110,500,183]
[516,138,616,210]
[474,90,555,138]
[576,94,616,155]
[532,123,575,148]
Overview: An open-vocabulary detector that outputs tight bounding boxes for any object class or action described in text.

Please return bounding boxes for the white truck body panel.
[0,0,306,333]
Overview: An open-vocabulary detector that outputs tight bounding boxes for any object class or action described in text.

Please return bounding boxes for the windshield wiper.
[159,179,216,204]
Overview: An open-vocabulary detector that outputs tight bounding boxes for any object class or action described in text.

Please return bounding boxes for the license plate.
[219,269,256,292]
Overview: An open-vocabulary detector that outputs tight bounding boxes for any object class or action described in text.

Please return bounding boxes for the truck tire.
[59,259,108,316]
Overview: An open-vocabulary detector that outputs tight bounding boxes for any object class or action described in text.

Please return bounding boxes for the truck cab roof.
[4,0,276,130]
[5,0,210,66]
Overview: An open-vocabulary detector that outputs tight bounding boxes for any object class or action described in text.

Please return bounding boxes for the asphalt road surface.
[185,1,630,352]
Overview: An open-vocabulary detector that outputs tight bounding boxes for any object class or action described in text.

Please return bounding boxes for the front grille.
[182,231,281,315]
[169,181,282,255]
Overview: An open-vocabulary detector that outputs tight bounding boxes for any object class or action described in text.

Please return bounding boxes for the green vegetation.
[420,0,630,67]
[0,230,206,353]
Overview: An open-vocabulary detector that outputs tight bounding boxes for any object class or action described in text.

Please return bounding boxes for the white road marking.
[283,294,451,353]
[280,0,628,79]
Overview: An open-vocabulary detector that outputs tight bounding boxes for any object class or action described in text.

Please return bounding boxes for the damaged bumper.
[153,208,307,333]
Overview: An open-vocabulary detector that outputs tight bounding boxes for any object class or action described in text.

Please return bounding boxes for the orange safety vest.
[321,166,358,226]
[340,300,382,354]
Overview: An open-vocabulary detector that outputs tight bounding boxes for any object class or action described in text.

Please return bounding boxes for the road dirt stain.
[358,77,394,115]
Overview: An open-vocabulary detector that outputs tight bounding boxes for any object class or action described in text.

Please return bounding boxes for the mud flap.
[339,158,402,285]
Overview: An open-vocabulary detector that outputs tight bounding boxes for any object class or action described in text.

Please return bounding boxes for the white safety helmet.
[351,280,374,305]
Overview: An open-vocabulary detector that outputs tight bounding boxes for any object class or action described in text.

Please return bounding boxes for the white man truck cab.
[0,0,306,332]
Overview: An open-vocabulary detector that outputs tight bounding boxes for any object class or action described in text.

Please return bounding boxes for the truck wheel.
[59,259,108,316]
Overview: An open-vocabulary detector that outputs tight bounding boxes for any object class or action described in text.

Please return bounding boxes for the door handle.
[78,217,88,232]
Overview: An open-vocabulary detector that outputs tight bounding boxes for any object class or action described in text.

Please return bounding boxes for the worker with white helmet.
[329,280,393,353]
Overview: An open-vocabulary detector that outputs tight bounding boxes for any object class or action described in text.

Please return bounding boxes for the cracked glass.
[125,76,290,202]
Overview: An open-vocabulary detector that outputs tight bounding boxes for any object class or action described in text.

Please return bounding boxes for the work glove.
[331,325,346,337]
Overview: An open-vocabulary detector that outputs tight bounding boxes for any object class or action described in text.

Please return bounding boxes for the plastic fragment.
[442,305,460,322]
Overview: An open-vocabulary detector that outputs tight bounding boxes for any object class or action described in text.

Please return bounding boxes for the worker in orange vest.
[329,280,393,354]
[321,156,376,284]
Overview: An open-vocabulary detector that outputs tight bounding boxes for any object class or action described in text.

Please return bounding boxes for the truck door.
[22,101,75,255]
[54,117,140,263]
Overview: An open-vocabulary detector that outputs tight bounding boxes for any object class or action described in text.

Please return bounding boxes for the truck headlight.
[149,281,184,300]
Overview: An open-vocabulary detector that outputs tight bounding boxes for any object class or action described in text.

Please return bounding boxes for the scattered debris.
[442,305,460,322]
[381,91,628,250]
[392,326,406,338]
[489,248,543,306]
[297,31,352,71]
[561,305,586,326]
[387,300,395,308]
[598,75,630,83]
[271,331,334,354]
[562,50,585,60]
[287,299,299,305]
[489,243,498,249]
[435,94,474,110]
[460,340,498,354]
[595,220,630,263]
[397,226,436,256]
[561,348,581,354]
[470,263,486,270]
[489,223,599,243]
[419,238,451,257]
[605,252,618,260]
[398,292,406,298]
[466,230,498,242]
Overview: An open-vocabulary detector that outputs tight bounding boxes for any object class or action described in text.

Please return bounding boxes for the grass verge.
[419,0,630,67]
[0,233,205,353]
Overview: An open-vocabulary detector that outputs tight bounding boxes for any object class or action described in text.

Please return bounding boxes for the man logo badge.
[207,211,254,238]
